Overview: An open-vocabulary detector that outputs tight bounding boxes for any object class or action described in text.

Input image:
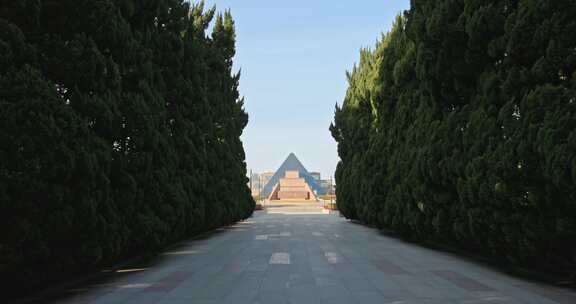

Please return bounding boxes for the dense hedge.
[0,0,254,295]
[331,0,576,275]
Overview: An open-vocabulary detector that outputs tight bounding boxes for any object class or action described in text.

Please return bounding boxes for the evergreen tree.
[332,0,576,277]
[0,0,254,297]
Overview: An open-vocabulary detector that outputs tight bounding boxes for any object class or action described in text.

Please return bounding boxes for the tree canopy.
[332,0,576,276]
[0,0,254,296]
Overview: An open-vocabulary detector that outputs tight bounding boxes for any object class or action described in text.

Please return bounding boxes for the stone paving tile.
[256,290,289,304]
[157,300,219,304]
[319,284,354,300]
[89,287,139,304]
[123,293,165,304]
[374,258,410,274]
[514,282,576,304]
[457,291,525,304]
[321,297,357,304]
[349,291,386,304]
[49,205,576,304]
[143,271,194,293]
[432,270,494,292]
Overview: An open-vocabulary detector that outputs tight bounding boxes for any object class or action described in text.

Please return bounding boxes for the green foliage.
[332,0,576,274]
[0,0,254,296]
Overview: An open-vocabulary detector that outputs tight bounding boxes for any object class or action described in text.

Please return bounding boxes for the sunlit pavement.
[263,200,328,215]
[51,202,576,304]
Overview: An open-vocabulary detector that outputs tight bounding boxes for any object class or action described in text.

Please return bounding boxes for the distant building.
[261,153,326,201]
[260,171,274,186]
[249,171,274,197]
[268,170,317,200]
[309,172,321,181]
[249,173,260,196]
[320,179,330,192]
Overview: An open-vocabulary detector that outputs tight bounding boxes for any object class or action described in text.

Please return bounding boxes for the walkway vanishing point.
[51,201,576,304]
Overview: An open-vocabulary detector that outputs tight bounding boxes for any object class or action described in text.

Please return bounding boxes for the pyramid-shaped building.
[261,153,325,200]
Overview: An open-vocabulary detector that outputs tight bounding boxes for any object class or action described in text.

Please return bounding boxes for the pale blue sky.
[202,1,411,178]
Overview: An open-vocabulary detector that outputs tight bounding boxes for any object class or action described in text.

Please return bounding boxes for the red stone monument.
[268,170,318,200]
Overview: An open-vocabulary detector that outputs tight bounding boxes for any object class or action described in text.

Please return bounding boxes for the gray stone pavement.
[52,202,576,304]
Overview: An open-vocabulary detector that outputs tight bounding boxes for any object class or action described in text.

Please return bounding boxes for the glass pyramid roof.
[260,153,326,197]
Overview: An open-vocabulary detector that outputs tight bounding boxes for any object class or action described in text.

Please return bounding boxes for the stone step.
[264,201,327,214]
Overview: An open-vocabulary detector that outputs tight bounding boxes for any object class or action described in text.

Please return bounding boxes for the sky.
[201,0,411,178]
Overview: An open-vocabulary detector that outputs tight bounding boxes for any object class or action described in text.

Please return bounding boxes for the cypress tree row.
[332,0,576,275]
[0,0,254,295]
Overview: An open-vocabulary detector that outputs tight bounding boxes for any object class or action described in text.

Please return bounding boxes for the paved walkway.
[52,202,576,304]
[263,200,328,215]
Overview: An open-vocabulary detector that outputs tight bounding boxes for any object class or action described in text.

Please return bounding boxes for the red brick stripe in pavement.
[142,271,193,293]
